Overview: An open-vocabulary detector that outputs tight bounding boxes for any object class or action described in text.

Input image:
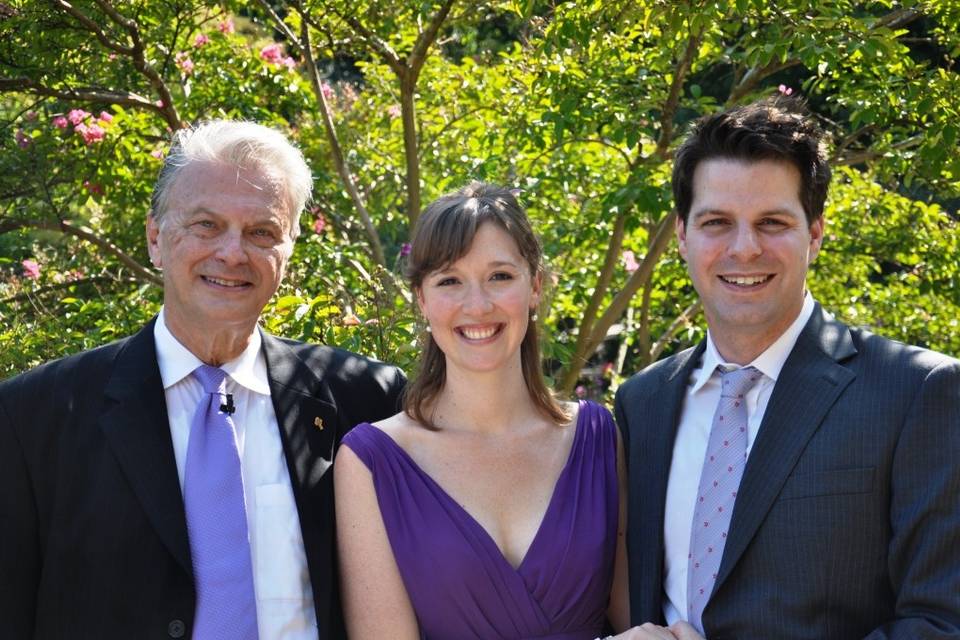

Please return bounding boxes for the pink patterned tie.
[687,366,760,634]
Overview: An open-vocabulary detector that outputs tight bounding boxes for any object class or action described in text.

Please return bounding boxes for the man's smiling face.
[146,160,295,346]
[677,157,823,357]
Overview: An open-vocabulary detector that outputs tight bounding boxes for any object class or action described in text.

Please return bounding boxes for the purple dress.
[341,400,619,640]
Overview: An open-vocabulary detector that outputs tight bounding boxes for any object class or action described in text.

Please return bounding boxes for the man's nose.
[728,224,762,259]
[215,231,249,265]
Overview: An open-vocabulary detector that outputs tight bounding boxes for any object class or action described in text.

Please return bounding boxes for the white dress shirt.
[154,309,319,639]
[662,294,816,625]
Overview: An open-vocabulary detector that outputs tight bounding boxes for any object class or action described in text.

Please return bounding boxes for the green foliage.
[2,0,959,401]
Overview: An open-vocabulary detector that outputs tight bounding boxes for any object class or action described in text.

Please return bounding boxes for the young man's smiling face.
[677,157,824,361]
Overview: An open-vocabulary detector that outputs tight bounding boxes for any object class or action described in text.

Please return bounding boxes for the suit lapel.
[713,306,857,594]
[98,319,192,574]
[261,333,341,637]
[632,343,705,623]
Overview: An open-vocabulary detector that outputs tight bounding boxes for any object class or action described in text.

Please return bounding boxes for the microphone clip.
[220,393,236,415]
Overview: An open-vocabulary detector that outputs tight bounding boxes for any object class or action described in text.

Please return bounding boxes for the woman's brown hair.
[403,181,569,428]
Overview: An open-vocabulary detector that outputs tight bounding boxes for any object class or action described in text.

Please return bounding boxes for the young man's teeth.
[462,326,497,340]
[724,275,768,285]
[206,276,244,287]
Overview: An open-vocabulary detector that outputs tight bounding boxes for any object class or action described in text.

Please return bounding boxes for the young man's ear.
[675,213,688,263]
[808,216,825,264]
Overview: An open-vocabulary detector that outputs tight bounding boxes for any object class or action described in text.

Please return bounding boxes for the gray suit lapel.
[631,343,704,623]
[713,306,858,594]
[99,319,192,574]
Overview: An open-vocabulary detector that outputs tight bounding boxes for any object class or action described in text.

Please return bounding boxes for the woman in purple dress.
[335,183,685,640]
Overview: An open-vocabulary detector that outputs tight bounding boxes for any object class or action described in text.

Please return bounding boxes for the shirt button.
[167,619,186,638]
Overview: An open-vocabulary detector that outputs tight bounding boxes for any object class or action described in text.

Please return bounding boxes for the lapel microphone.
[220,393,236,415]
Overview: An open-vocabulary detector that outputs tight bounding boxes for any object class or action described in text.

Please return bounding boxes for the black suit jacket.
[0,319,405,639]
[614,305,960,639]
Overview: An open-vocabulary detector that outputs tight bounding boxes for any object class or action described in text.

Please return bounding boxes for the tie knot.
[718,365,760,399]
[193,365,228,394]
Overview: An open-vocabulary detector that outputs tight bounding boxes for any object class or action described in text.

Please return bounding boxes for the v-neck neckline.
[361,401,585,574]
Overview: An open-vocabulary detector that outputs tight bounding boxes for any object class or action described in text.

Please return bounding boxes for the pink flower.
[155,100,165,108]
[150,148,165,159]
[342,313,362,327]
[83,180,104,196]
[778,84,794,96]
[194,33,210,47]
[387,104,402,119]
[321,82,334,100]
[15,129,30,149]
[260,43,284,64]
[98,111,113,123]
[77,123,106,145]
[575,385,587,399]
[313,215,327,234]
[108,52,118,61]
[400,242,412,257]
[25,111,38,121]
[281,56,296,69]
[52,115,69,129]
[21,259,41,279]
[68,109,90,125]
[218,19,235,34]
[623,250,640,273]
[175,52,194,74]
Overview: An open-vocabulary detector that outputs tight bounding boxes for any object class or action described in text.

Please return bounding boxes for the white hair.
[149,120,312,239]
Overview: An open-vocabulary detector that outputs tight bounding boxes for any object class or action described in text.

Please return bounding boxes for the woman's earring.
[531,312,538,322]
[425,325,432,333]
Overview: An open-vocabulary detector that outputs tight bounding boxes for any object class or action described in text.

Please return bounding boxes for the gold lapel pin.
[313,417,324,430]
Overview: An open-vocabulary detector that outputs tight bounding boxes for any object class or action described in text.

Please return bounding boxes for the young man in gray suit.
[615,98,960,639]
[0,121,404,639]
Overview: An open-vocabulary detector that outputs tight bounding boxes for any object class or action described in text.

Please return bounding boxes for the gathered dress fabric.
[341,400,619,640]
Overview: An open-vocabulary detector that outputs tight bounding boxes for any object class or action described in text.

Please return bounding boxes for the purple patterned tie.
[184,365,259,639]
[687,366,760,634]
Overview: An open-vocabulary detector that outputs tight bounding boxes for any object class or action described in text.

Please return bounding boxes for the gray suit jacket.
[0,318,405,639]
[614,304,960,639]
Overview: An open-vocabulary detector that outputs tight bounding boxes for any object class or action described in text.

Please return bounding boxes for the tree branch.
[583,210,676,362]
[558,211,627,393]
[832,134,923,166]
[654,32,702,159]
[50,0,181,129]
[726,58,801,105]
[407,0,456,78]
[871,7,922,30]
[0,77,159,112]
[288,10,389,272]
[648,300,701,363]
[0,218,161,285]
[51,0,134,55]
[0,275,138,305]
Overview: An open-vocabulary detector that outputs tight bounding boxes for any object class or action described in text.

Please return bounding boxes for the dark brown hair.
[672,96,831,226]
[403,181,569,428]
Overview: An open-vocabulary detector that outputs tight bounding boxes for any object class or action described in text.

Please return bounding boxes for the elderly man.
[616,98,960,639]
[0,121,405,640]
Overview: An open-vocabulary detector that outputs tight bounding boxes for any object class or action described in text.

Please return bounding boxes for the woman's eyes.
[436,272,515,286]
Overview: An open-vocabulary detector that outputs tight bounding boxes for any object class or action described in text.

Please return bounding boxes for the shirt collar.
[690,292,815,393]
[153,307,271,395]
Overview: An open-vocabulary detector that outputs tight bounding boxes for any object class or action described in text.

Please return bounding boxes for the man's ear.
[808,216,825,263]
[146,213,163,268]
[676,213,688,262]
